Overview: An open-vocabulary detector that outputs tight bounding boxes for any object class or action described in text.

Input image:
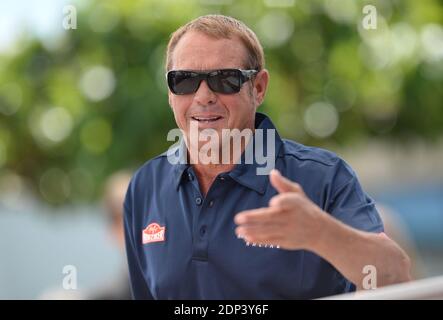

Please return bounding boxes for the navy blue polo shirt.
[124,112,383,300]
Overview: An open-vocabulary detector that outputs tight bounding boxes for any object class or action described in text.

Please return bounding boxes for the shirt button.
[209,200,214,207]
[200,225,207,236]
[188,173,194,181]
[219,176,225,181]
[195,197,202,205]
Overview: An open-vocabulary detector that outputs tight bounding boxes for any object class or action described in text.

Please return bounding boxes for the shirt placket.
[187,168,225,262]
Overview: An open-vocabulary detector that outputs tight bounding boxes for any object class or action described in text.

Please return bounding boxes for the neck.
[194,162,235,182]
[185,121,257,196]
[189,156,236,197]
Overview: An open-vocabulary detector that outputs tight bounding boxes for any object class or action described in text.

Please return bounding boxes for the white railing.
[321,275,443,300]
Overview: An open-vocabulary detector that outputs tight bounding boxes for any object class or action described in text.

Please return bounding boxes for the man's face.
[168,31,268,152]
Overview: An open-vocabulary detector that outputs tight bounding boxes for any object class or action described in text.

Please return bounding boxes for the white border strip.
[321,275,443,300]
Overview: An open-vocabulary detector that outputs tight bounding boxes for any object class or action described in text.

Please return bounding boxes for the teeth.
[192,116,221,121]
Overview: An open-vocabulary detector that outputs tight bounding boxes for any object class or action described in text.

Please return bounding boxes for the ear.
[253,69,269,108]
[168,91,173,108]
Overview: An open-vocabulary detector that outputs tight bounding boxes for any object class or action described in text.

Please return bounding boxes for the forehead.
[171,31,248,70]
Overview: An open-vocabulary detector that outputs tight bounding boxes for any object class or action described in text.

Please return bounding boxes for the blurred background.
[0,0,442,299]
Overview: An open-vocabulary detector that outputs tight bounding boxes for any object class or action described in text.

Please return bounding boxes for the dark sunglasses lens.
[208,70,241,94]
[168,71,200,94]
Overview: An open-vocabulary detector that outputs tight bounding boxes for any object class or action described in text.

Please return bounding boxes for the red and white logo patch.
[142,222,166,244]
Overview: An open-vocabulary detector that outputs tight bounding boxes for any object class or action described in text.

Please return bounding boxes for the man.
[124,14,411,299]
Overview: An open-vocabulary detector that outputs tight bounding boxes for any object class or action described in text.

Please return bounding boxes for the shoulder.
[281,139,341,167]
[133,150,172,179]
[279,139,358,188]
[126,148,178,199]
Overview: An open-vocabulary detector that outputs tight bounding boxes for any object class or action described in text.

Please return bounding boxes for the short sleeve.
[326,159,384,233]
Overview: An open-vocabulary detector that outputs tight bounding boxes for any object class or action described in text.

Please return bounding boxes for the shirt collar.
[171,141,189,189]
[172,112,283,193]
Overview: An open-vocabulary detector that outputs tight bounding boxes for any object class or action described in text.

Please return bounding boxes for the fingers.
[269,169,303,194]
[234,193,305,227]
[269,192,302,211]
[233,171,307,247]
[234,206,287,225]
[235,224,284,244]
[235,224,283,237]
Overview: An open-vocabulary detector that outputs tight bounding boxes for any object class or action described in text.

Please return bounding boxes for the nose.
[194,79,217,106]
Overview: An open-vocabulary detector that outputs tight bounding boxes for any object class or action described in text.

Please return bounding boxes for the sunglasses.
[166,69,258,95]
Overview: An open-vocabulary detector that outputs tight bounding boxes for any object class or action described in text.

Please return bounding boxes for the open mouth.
[191,116,223,123]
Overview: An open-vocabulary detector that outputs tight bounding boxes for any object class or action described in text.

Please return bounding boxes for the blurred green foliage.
[0,0,442,205]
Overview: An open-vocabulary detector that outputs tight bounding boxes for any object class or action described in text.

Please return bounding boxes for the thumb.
[269,169,301,194]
